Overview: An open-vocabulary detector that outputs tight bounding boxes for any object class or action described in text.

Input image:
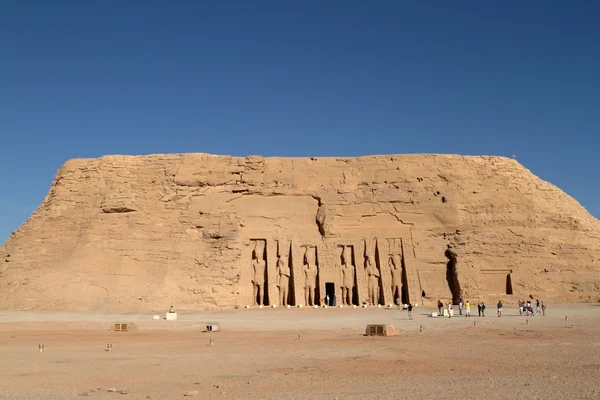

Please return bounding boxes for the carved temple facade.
[242,237,424,307]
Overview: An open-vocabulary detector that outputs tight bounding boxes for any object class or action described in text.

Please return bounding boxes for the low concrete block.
[365,324,399,337]
[166,312,178,321]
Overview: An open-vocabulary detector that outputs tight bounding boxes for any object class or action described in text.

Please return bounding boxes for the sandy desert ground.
[1,304,599,400]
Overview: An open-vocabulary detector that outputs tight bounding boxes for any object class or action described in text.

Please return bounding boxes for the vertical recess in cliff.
[374,240,385,305]
[400,244,410,305]
[315,199,326,238]
[287,243,296,306]
[351,246,359,306]
[445,246,462,304]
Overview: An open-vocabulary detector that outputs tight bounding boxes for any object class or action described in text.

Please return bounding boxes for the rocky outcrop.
[1,153,599,311]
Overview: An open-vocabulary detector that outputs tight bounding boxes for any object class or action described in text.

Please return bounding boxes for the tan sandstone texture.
[1,153,599,311]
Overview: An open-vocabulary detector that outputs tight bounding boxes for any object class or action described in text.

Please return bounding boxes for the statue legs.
[279,277,289,306]
[368,282,378,305]
[342,287,352,305]
[253,284,263,305]
[305,285,314,306]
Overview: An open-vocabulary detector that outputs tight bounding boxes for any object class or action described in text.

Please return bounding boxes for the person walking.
[477,302,482,317]
[437,300,443,316]
[497,300,503,317]
[519,301,523,316]
[407,303,413,320]
[536,299,541,314]
[458,299,463,316]
[465,300,471,317]
[481,301,486,317]
[541,301,547,316]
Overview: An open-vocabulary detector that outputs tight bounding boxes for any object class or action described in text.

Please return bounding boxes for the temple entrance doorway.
[506,274,513,295]
[325,282,336,306]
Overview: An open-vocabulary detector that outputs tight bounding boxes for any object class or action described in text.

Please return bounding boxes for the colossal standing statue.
[303,247,318,306]
[276,251,291,306]
[251,241,266,306]
[365,250,380,305]
[390,254,402,305]
[340,246,355,306]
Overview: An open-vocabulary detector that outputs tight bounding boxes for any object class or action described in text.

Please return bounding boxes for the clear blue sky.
[1,1,599,244]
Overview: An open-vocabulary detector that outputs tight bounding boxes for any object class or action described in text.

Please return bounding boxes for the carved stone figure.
[340,246,355,306]
[251,241,266,305]
[303,247,318,306]
[276,252,290,306]
[390,254,402,305]
[365,250,380,305]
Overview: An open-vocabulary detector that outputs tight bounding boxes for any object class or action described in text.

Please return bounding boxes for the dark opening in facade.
[506,273,513,295]
[444,247,461,305]
[287,245,295,306]
[314,248,321,305]
[374,241,385,305]
[351,248,359,306]
[325,282,335,306]
[400,253,410,305]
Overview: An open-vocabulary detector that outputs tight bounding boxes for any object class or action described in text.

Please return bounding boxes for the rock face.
[1,153,599,311]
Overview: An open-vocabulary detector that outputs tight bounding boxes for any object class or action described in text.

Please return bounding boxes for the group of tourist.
[518,299,546,316]
[435,298,547,317]
[437,299,485,317]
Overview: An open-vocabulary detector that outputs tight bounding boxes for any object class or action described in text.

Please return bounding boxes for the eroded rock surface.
[1,153,599,311]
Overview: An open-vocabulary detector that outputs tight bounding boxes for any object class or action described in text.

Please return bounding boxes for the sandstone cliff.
[1,153,599,311]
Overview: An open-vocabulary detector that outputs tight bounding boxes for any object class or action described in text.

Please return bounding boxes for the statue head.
[365,249,373,263]
[393,254,402,270]
[304,246,315,265]
[278,252,288,263]
[253,241,265,260]
[341,246,351,265]
[389,255,396,269]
